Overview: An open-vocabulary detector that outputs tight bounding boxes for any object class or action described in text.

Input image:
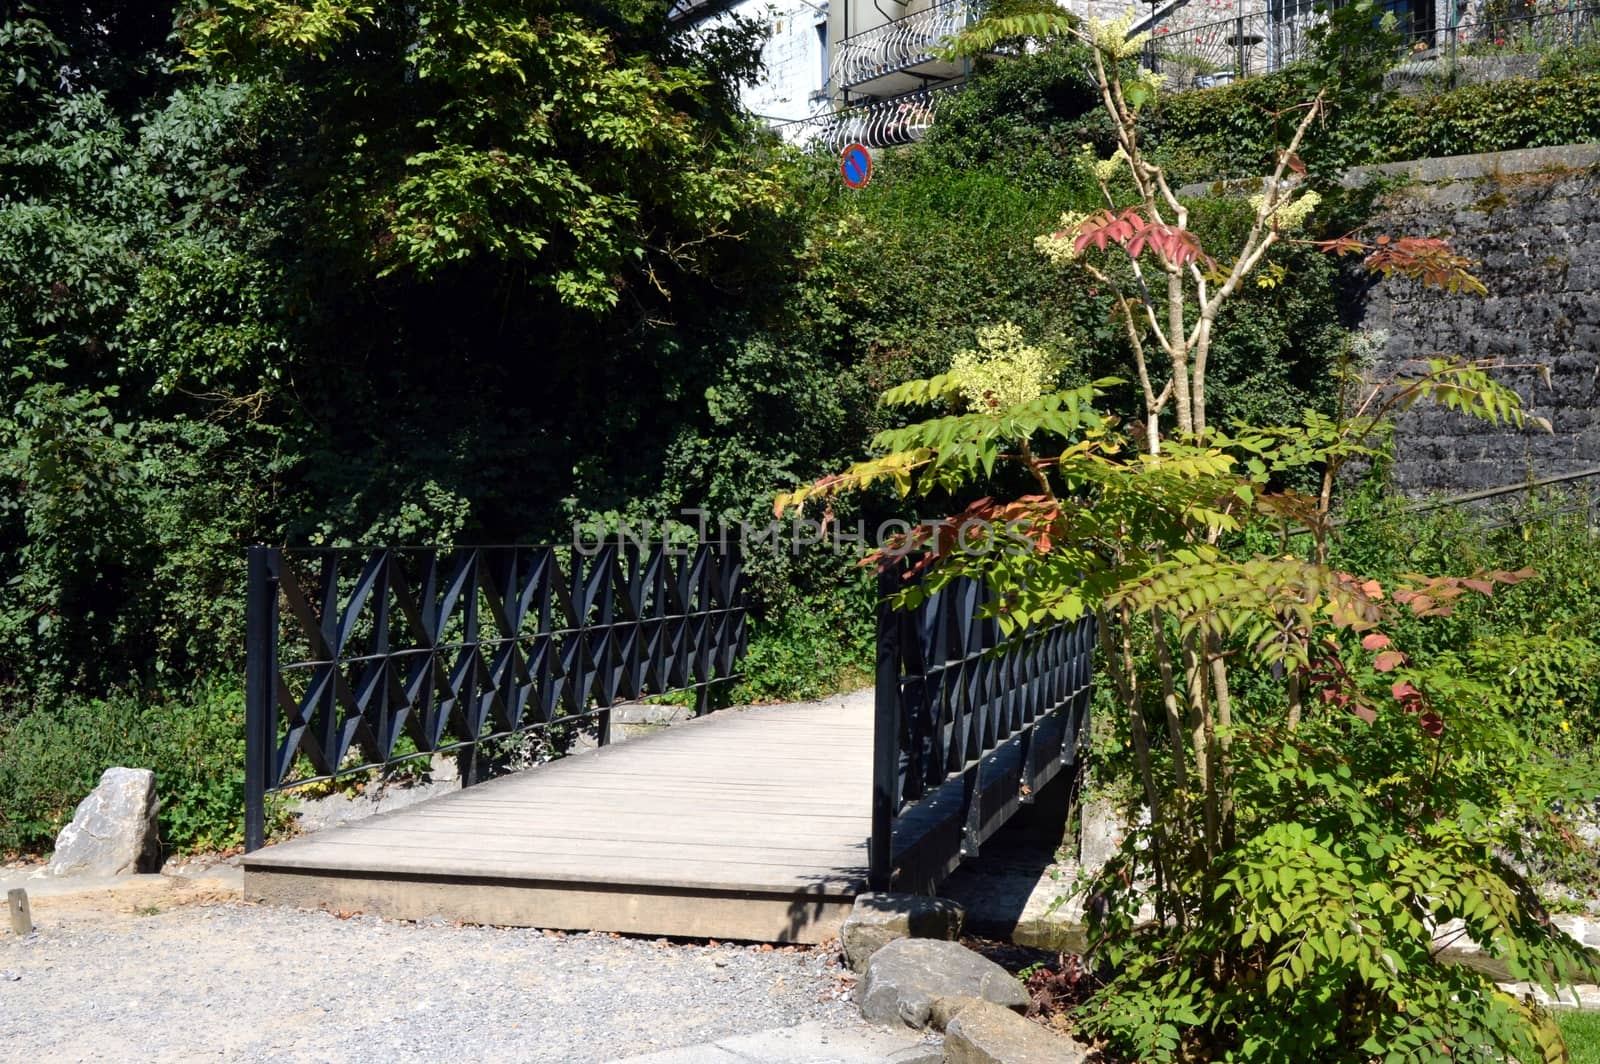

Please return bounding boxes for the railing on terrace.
[1408,4,1600,65]
[871,566,1097,890]
[1144,8,1320,87]
[769,83,964,151]
[1145,4,1600,90]
[831,0,981,91]
[243,542,748,850]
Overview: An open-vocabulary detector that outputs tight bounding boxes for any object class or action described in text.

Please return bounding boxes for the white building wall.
[708,0,833,124]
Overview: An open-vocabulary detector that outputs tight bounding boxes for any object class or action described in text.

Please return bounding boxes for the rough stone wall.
[1354,160,1600,494]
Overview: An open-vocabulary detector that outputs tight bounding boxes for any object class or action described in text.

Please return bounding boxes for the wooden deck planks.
[243,696,876,940]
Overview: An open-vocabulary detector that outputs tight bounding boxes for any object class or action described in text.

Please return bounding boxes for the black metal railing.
[870,567,1097,889]
[1146,5,1600,90]
[243,542,748,850]
[1409,4,1600,64]
[1144,8,1319,87]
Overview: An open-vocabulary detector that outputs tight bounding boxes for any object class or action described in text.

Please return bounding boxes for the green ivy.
[1149,71,1600,184]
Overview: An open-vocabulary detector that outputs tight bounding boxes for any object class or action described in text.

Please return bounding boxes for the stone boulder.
[45,768,161,877]
[943,999,1091,1064]
[841,892,965,972]
[857,938,1030,1029]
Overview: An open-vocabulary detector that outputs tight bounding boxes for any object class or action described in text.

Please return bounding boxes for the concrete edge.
[1177,142,1600,199]
[245,866,855,943]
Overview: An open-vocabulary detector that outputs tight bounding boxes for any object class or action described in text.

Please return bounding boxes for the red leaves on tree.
[865,495,1062,575]
[1393,568,1533,617]
[1316,233,1488,296]
[1308,640,1379,724]
[1074,207,1212,268]
[1309,633,1445,738]
[1391,679,1423,706]
[1372,650,1406,673]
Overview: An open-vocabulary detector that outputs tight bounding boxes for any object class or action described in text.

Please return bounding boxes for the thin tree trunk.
[1152,608,1190,792]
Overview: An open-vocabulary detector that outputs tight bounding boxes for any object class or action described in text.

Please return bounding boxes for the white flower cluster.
[1249,188,1322,231]
[1092,146,1129,184]
[1090,15,1148,59]
[950,322,1057,412]
[1033,210,1089,266]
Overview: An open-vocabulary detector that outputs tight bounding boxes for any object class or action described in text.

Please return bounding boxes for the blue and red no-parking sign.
[840,143,873,189]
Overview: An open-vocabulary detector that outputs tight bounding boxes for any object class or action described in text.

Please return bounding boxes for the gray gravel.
[0,902,863,1062]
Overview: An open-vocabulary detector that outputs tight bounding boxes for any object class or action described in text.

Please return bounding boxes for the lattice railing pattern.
[244,543,747,849]
[1147,5,1600,90]
[871,569,1097,887]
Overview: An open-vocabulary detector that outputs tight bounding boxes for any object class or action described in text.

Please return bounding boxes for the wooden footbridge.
[241,546,1095,942]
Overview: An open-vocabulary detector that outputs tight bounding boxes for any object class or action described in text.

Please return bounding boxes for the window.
[815,21,828,92]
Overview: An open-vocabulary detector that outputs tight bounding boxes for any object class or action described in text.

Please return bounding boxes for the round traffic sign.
[840,143,873,189]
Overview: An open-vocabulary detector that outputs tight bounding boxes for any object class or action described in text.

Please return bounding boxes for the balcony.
[830,0,982,97]
[768,83,964,151]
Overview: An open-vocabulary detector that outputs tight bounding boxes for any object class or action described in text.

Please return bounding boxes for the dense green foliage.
[0,681,251,853]
[1331,488,1600,753]
[0,0,862,853]
[1150,70,1600,184]
[3,0,1597,913]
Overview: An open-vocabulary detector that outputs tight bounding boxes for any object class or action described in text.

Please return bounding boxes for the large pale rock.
[943,999,1090,1064]
[1077,794,1128,876]
[841,892,965,972]
[45,768,160,877]
[857,938,1030,1029]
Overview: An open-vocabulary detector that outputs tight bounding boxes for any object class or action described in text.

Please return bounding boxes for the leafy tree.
[778,10,1600,1060]
[180,0,786,312]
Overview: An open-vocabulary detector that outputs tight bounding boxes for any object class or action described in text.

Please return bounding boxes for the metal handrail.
[1145,8,1321,86]
[767,83,964,151]
[830,0,980,90]
[870,565,1096,889]
[1146,4,1600,89]
[243,542,749,850]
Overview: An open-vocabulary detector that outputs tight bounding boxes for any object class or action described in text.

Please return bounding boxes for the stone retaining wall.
[1350,147,1600,495]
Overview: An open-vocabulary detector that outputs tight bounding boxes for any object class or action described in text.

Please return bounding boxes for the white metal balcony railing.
[830,0,982,91]
[769,83,964,151]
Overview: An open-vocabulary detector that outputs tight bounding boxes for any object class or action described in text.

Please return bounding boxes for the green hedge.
[0,681,247,856]
[1148,72,1600,183]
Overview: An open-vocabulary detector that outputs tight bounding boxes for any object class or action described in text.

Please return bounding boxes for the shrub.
[734,572,875,703]
[1148,71,1600,184]
[0,680,250,856]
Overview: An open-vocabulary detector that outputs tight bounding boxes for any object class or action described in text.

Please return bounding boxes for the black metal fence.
[1411,5,1600,68]
[1145,4,1600,91]
[1145,8,1319,88]
[244,542,748,850]
[870,568,1097,889]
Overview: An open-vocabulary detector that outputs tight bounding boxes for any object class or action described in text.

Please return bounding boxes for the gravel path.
[0,902,864,1063]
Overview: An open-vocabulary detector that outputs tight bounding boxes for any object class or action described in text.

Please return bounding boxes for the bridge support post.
[245,546,280,853]
[869,566,901,892]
